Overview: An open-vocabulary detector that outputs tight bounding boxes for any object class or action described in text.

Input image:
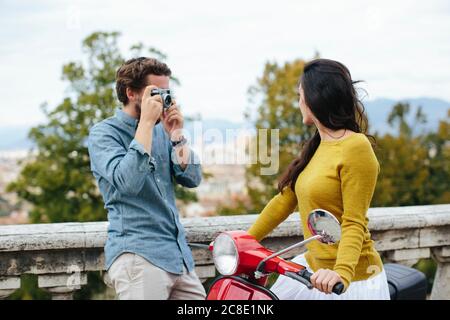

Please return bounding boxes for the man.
[87,57,206,300]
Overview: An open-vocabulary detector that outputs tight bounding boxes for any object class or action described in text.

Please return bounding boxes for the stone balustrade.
[0,204,449,299]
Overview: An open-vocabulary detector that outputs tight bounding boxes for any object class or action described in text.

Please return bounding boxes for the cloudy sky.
[1,0,449,127]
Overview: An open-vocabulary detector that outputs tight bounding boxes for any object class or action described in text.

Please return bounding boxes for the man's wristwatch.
[171,135,187,148]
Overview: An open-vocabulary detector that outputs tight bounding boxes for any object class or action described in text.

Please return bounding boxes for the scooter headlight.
[212,233,239,275]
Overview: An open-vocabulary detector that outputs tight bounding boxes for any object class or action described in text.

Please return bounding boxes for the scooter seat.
[384,263,427,300]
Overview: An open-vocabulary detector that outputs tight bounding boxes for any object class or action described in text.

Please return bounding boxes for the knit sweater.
[247,133,383,290]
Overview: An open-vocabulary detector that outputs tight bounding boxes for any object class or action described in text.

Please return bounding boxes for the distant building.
[0,149,31,224]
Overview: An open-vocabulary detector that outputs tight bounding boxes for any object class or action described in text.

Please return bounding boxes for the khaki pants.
[105,253,206,300]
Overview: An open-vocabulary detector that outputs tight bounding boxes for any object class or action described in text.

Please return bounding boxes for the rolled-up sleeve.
[170,146,202,188]
[88,124,156,196]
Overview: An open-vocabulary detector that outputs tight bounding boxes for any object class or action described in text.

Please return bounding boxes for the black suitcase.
[384,263,428,300]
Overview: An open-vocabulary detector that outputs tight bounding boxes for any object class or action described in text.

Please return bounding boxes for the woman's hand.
[310,269,343,294]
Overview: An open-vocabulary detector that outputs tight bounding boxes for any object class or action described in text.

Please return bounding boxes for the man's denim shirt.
[87,109,201,274]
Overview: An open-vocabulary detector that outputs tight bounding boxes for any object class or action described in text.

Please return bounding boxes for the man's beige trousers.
[105,253,206,300]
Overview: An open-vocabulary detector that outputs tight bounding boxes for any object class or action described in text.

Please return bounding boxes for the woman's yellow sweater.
[247,133,383,290]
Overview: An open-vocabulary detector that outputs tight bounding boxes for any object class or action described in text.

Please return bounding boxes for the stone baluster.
[195,265,216,283]
[0,276,20,299]
[385,248,431,267]
[38,272,87,300]
[430,246,450,300]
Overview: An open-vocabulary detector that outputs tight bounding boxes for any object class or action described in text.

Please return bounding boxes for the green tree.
[372,103,450,206]
[243,59,315,213]
[220,58,449,214]
[423,109,450,204]
[7,31,195,223]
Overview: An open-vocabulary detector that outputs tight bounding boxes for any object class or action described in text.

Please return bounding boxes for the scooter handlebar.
[294,269,344,295]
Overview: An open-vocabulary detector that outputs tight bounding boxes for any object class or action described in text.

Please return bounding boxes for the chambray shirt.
[87,109,201,274]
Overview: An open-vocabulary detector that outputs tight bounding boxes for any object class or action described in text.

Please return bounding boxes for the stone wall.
[1,204,449,299]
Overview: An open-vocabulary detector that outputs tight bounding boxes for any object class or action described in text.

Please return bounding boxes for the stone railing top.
[0,204,449,253]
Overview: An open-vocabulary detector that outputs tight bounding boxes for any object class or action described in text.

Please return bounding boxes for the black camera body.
[150,88,172,109]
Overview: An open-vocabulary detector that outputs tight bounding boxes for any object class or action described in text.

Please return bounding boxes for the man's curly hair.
[115,57,171,105]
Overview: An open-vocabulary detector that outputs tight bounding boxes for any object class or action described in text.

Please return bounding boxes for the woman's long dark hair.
[278,58,375,193]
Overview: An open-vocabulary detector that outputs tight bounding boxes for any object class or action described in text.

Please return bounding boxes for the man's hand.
[140,85,163,125]
[162,100,189,170]
[162,100,184,139]
[310,269,343,294]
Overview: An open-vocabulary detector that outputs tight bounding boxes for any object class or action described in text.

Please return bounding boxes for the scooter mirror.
[307,209,341,244]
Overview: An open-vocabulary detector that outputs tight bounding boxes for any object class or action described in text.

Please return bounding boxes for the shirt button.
[156,178,160,182]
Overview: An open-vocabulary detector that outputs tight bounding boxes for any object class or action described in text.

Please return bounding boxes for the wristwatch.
[171,135,187,148]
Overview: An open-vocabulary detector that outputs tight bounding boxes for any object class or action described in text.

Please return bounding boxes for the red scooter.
[206,209,344,300]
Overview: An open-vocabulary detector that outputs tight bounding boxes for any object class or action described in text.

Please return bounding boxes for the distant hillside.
[364,97,449,135]
[185,97,449,138]
[0,97,448,151]
[0,126,33,151]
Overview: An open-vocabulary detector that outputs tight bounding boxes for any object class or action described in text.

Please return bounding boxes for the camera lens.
[163,94,172,108]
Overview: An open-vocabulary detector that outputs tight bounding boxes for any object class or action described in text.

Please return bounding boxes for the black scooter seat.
[384,263,427,300]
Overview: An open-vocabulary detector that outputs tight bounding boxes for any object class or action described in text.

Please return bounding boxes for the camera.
[150,88,172,109]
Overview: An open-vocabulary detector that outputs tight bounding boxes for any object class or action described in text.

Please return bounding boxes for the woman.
[247,59,390,300]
